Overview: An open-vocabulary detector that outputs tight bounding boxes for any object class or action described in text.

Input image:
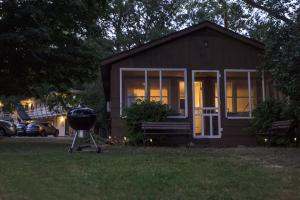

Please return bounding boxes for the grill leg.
[89,132,101,153]
[69,131,79,153]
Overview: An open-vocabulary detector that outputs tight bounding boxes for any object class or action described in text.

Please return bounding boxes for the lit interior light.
[59,116,65,123]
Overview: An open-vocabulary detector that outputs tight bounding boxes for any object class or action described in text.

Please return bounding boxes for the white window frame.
[224,69,264,119]
[120,68,188,118]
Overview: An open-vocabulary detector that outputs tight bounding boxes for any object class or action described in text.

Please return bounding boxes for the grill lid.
[67,107,96,130]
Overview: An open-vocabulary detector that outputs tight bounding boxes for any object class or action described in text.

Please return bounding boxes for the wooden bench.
[141,122,192,145]
[266,120,299,145]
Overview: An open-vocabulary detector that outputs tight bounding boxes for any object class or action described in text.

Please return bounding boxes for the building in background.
[0,99,68,136]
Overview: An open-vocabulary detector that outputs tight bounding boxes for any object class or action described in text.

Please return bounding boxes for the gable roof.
[101,21,264,66]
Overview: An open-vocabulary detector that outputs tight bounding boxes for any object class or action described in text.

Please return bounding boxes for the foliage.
[100,0,182,52]
[262,13,300,118]
[123,100,167,145]
[81,71,108,128]
[42,92,82,112]
[251,100,300,146]
[180,0,252,32]
[41,71,108,128]
[100,0,257,52]
[241,0,297,24]
[98,0,299,54]
[0,96,24,112]
[250,100,286,134]
[0,0,107,97]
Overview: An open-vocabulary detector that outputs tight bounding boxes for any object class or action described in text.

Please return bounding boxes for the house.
[100,21,275,146]
[0,99,68,136]
[19,99,68,136]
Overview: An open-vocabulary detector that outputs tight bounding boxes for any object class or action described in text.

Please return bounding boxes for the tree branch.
[242,0,294,24]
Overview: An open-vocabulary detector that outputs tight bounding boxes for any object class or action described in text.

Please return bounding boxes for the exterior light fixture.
[203,40,209,48]
[294,137,297,142]
[149,138,153,143]
[108,136,112,140]
[264,138,268,143]
[124,136,127,141]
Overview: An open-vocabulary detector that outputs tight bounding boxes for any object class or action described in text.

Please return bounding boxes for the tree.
[0,0,106,97]
[42,70,107,128]
[99,0,182,52]
[263,14,300,117]
[242,0,295,24]
[236,0,300,118]
[81,71,108,128]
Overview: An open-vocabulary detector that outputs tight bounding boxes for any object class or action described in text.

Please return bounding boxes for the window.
[147,71,160,102]
[162,71,186,116]
[225,70,261,118]
[121,69,187,117]
[122,70,145,108]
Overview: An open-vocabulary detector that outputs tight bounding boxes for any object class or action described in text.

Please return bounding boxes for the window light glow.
[59,116,65,123]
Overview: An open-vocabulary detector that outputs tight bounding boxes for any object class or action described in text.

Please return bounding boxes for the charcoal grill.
[68,107,101,153]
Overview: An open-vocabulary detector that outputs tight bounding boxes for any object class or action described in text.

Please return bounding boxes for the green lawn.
[0,138,299,200]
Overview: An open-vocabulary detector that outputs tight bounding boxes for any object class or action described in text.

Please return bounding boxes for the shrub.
[123,100,167,145]
[250,100,286,134]
[251,100,299,146]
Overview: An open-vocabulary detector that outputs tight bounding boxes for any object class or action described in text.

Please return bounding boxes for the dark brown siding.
[108,27,263,146]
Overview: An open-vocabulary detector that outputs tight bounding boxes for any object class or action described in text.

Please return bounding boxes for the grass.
[0,138,300,200]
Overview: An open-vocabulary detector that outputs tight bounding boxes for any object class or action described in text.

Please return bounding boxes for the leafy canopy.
[0,0,106,97]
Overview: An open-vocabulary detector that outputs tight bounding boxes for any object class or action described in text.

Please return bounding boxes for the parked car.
[16,122,28,136]
[25,122,59,137]
[0,120,16,136]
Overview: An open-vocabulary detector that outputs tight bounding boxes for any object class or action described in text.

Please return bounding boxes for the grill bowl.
[67,107,96,130]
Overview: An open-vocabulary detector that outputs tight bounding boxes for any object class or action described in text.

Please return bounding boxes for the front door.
[192,71,221,138]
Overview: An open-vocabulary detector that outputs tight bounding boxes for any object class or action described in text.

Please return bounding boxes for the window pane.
[226,72,250,117]
[147,71,160,102]
[162,70,185,116]
[122,70,145,108]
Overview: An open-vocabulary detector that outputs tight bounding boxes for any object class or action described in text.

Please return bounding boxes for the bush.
[251,100,299,146]
[250,100,286,134]
[123,100,167,145]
